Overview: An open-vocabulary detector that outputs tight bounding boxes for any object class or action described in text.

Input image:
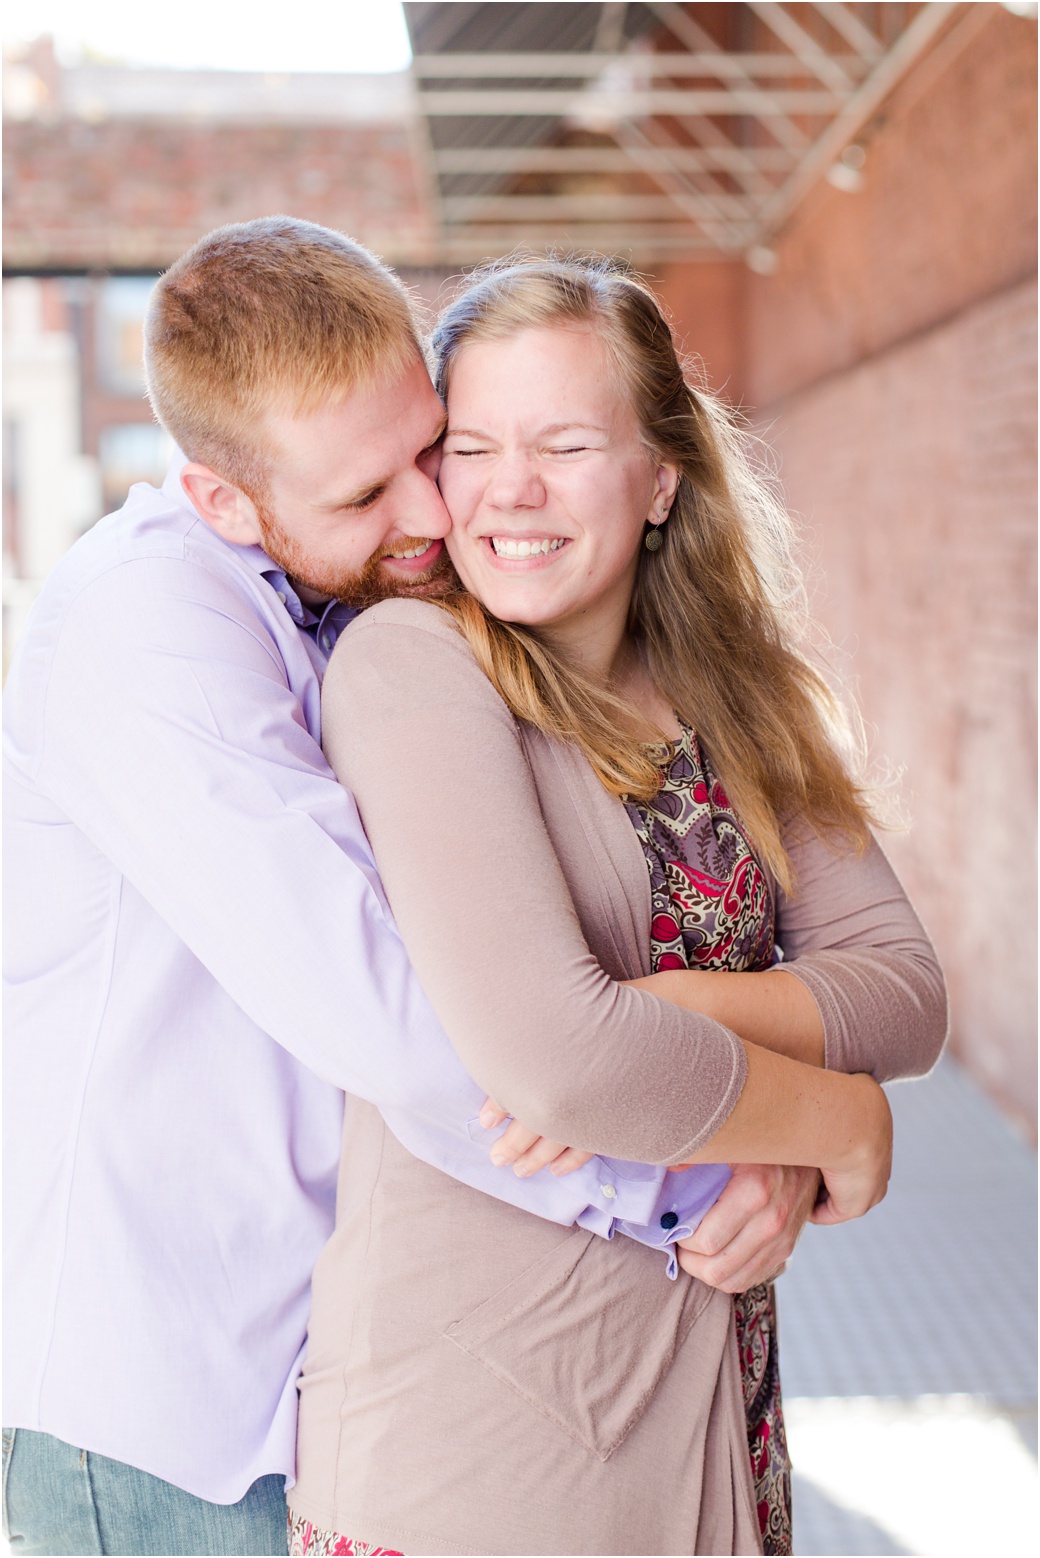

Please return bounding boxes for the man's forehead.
[261,367,445,495]
[263,368,442,469]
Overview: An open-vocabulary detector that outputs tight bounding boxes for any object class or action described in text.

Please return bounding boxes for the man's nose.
[403,466,452,539]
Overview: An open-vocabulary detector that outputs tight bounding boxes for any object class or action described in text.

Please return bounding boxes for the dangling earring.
[645,522,665,552]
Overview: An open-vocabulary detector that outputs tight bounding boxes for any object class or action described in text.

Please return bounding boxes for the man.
[3,218,817,1556]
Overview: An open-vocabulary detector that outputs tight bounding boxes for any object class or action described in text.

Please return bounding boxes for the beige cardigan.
[289,599,946,1556]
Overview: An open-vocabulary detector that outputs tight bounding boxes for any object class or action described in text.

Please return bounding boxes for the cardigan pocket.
[442,1225,715,1462]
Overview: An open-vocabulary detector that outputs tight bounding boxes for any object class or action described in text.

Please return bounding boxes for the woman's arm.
[628,968,825,1066]
[322,599,892,1206]
[321,600,748,1166]
[629,827,947,1080]
[680,1041,891,1224]
[774,824,948,1081]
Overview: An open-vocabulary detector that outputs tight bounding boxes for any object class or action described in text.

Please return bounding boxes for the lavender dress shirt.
[2,457,727,1503]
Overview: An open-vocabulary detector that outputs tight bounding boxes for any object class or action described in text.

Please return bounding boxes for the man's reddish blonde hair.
[144,216,423,495]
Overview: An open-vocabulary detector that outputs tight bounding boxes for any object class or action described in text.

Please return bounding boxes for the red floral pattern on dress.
[288,1512,402,1556]
[627,723,792,1557]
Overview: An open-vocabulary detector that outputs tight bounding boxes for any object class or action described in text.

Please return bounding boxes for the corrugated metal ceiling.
[404,2,962,263]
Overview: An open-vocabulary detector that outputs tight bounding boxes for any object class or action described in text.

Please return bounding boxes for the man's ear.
[180,464,264,547]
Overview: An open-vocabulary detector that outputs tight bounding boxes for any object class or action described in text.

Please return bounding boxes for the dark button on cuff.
[659,1210,679,1231]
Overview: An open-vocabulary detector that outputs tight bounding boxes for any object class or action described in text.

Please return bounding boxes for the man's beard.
[255,503,458,609]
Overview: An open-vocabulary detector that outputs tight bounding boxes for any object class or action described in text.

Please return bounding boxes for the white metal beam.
[440,193,753,220]
[436,226,720,250]
[432,145,795,174]
[593,2,628,54]
[611,116,754,249]
[646,0,811,151]
[752,2,960,239]
[811,2,885,62]
[411,52,868,78]
[417,89,843,116]
[746,2,856,93]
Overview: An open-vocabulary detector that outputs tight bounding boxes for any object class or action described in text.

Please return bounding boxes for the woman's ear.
[648,461,681,524]
[180,464,264,547]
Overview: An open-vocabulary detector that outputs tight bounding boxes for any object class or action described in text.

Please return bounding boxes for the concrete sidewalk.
[777,1054,1038,1556]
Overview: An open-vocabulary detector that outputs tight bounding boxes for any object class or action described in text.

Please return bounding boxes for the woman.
[288,259,946,1557]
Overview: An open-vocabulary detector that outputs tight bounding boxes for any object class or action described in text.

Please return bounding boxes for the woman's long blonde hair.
[431,256,874,893]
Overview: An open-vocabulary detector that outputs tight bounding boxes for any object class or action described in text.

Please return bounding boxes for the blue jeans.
[2,1429,288,1555]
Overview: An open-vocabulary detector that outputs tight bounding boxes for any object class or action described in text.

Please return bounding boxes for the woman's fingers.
[479,1097,509,1129]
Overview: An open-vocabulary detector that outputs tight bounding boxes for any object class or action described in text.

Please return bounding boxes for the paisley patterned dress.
[289,721,792,1558]
[625,721,792,1558]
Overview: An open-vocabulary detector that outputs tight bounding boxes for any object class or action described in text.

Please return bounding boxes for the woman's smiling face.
[439,326,677,657]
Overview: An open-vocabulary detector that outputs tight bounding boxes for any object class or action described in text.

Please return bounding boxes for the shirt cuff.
[616,1162,732,1279]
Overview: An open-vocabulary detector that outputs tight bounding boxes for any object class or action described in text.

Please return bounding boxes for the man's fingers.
[489,1119,539,1166]
[484,1107,591,1178]
[673,1164,822,1291]
[679,1163,788,1257]
[510,1136,572,1178]
[677,1240,789,1294]
[549,1147,594,1176]
[677,1214,796,1290]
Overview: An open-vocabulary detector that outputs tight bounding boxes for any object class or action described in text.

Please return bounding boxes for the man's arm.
[30,558,702,1235]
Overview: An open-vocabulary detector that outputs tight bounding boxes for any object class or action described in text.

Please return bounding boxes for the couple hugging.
[3,217,946,1558]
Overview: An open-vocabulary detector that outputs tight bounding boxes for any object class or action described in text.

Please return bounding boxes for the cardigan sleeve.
[320,598,746,1165]
[776,824,948,1082]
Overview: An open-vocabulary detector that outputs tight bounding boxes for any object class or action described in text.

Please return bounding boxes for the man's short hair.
[144,216,423,496]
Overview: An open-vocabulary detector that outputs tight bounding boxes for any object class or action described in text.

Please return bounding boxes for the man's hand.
[674,1163,821,1293]
[478,1098,595,1177]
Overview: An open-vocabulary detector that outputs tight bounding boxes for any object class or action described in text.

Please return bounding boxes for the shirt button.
[321,632,332,650]
[660,1211,679,1231]
[600,1184,617,1200]
[277,591,287,604]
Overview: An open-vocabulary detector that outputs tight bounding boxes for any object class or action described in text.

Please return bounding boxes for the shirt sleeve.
[33,556,699,1229]
[776,823,949,1081]
[321,600,748,1165]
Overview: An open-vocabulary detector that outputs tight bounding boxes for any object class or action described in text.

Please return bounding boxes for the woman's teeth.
[490,537,566,559]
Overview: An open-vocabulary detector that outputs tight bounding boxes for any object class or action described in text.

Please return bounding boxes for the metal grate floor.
[777,1053,1038,1556]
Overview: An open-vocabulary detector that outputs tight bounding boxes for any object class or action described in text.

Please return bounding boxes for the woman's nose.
[486,452,545,510]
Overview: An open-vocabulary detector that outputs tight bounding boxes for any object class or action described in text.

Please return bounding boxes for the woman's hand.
[478,1097,594,1177]
[810,1073,893,1224]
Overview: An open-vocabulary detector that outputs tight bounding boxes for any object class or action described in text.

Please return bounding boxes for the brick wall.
[656,6,1038,1134]
[3,118,434,271]
[768,278,1037,1136]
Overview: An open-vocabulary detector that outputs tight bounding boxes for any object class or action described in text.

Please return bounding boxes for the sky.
[4,0,413,73]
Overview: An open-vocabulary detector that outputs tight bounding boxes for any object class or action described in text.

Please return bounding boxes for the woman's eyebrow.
[446,422,608,439]
[540,422,608,437]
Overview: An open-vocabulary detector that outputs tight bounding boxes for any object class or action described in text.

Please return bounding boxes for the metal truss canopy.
[404,1,963,263]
